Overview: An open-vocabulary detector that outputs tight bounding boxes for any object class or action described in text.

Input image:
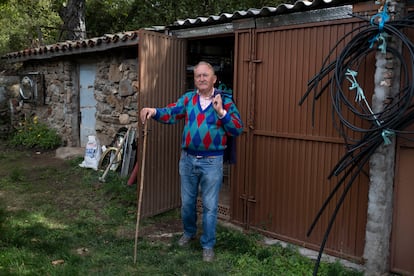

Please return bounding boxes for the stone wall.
[6,52,138,147]
[21,60,78,146]
[0,75,19,137]
[94,58,138,146]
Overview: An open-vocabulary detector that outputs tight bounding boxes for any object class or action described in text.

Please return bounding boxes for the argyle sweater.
[153,89,243,156]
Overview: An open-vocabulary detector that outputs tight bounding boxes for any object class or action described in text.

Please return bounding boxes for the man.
[140,61,243,262]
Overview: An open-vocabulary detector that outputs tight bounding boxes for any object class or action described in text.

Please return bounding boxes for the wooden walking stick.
[133,120,148,264]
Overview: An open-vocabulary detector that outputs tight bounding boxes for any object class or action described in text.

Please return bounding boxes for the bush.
[10,116,62,150]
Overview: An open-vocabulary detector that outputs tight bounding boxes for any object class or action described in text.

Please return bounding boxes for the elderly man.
[140,61,243,262]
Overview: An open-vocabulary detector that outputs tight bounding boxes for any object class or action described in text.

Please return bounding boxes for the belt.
[195,155,216,159]
[183,150,219,159]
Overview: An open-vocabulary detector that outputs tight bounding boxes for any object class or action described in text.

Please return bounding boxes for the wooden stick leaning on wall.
[134,121,148,264]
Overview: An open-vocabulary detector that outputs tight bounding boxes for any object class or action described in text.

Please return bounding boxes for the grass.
[0,146,363,275]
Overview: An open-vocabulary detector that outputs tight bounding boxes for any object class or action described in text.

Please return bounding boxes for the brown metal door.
[233,20,370,261]
[231,28,255,226]
[389,23,414,275]
[138,30,186,218]
[391,140,414,275]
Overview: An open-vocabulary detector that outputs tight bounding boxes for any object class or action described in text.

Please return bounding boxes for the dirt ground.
[0,143,183,244]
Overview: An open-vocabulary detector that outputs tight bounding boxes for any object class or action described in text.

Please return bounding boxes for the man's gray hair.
[194,61,216,75]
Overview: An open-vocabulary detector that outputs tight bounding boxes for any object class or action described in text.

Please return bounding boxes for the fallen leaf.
[51,259,65,265]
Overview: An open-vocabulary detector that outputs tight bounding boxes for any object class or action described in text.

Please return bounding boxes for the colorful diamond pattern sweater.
[153,89,243,156]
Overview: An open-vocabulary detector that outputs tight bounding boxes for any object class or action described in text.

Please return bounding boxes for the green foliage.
[84,0,292,37]
[0,0,62,56]
[10,116,62,150]
[325,260,361,276]
[216,226,259,255]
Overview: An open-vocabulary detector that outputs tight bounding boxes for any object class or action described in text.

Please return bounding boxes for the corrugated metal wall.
[392,140,414,275]
[232,19,372,261]
[138,30,186,217]
[390,24,414,275]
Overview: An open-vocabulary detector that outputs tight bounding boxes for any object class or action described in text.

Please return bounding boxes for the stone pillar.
[363,1,403,274]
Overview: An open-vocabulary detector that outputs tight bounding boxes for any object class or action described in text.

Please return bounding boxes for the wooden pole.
[133,121,148,264]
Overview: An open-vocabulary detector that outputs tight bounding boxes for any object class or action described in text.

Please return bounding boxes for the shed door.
[389,24,414,276]
[79,63,97,146]
[391,141,414,275]
[138,30,186,218]
[232,19,369,261]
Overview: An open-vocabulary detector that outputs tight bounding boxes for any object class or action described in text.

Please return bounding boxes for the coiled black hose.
[299,10,414,276]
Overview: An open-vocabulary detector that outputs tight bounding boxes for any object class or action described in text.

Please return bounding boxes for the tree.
[57,0,86,40]
[85,0,291,37]
[85,0,138,37]
[0,0,62,54]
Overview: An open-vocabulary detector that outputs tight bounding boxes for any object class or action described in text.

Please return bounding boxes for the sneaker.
[178,235,194,246]
[202,248,215,262]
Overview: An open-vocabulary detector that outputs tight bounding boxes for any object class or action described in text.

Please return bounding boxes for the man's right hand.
[140,108,156,124]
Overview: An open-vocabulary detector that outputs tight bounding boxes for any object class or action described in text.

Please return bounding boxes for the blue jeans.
[179,151,223,249]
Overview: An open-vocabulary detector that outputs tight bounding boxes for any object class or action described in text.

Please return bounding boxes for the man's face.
[194,64,217,95]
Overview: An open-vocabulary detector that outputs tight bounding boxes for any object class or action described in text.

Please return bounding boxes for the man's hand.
[212,94,226,117]
[140,108,156,124]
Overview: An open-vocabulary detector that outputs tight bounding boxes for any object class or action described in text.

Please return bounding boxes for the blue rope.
[369,33,388,54]
[370,3,390,31]
[345,69,365,102]
[381,129,395,145]
[369,3,390,53]
[345,69,395,145]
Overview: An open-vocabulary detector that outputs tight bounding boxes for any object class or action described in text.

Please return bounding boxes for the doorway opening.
[186,36,234,92]
[186,35,235,220]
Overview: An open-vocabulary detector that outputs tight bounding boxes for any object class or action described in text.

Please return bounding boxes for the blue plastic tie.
[369,33,388,54]
[369,3,390,53]
[345,69,365,102]
[381,129,394,145]
[377,33,388,54]
[345,69,383,127]
[369,34,379,48]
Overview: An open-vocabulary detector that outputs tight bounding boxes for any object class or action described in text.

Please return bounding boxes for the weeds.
[9,116,62,150]
[9,168,25,182]
[0,146,363,276]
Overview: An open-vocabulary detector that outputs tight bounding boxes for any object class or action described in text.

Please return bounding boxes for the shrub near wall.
[10,116,62,150]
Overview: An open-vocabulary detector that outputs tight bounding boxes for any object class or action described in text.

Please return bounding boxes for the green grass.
[0,148,363,276]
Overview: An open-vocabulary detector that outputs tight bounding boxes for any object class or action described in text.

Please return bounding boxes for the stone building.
[1,31,139,147]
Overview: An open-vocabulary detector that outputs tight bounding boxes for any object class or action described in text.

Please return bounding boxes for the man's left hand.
[212,94,226,117]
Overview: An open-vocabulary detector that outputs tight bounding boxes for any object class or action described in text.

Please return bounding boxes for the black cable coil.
[299,9,414,276]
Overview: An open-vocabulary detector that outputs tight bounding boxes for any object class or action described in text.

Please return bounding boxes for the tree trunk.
[59,0,86,40]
